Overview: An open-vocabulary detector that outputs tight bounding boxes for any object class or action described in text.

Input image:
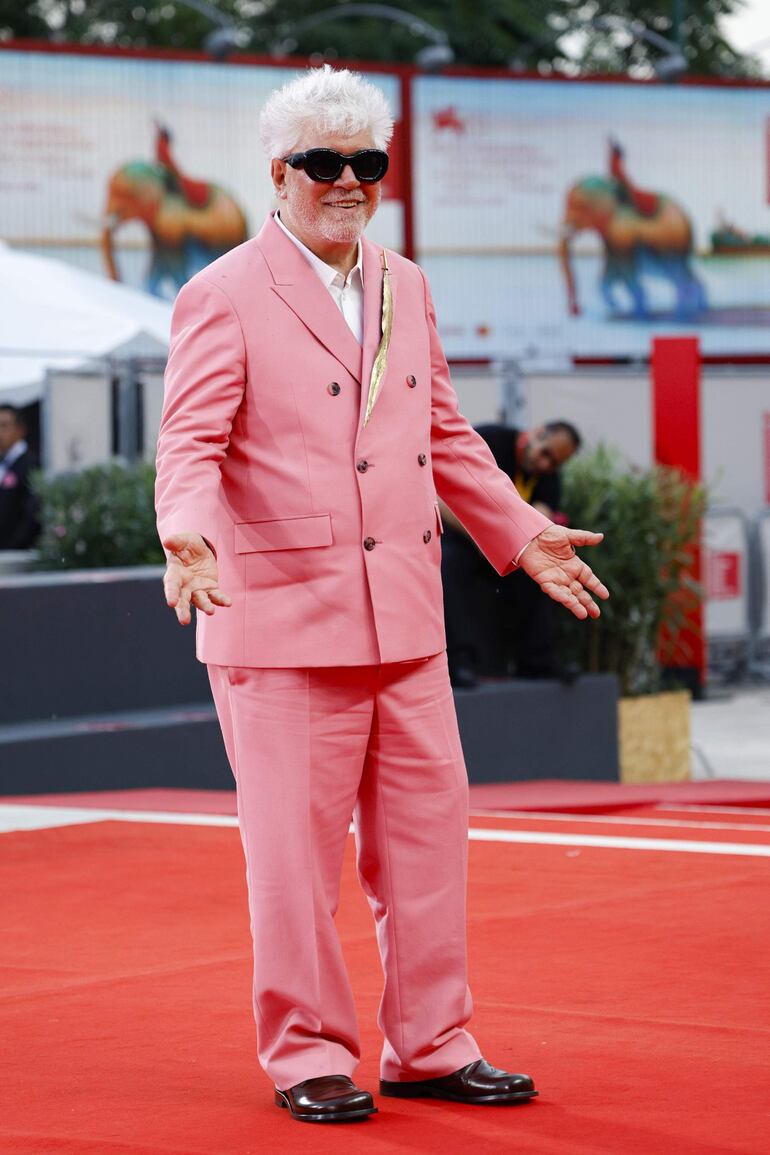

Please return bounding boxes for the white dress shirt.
[0,438,28,484]
[275,212,365,344]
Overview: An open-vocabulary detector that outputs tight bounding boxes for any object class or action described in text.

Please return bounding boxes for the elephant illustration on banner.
[101,124,248,298]
[559,141,707,321]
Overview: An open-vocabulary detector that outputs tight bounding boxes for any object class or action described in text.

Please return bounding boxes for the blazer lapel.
[258,214,364,383]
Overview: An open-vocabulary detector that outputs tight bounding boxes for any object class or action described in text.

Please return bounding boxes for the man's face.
[522,428,576,475]
[0,411,22,455]
[272,129,382,248]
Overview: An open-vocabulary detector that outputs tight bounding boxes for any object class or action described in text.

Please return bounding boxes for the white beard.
[286,187,380,247]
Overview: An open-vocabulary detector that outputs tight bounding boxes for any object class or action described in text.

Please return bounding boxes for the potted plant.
[33,462,163,570]
[558,445,707,782]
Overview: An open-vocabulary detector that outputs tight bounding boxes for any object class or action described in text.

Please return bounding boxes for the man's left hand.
[519,525,609,620]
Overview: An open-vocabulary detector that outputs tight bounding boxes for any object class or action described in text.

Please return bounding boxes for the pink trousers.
[207,653,481,1090]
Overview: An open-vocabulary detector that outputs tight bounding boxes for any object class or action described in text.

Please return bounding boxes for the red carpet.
[1,811,768,1153]
[467,778,770,812]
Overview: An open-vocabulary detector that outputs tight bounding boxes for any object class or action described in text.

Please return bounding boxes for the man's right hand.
[162,532,232,626]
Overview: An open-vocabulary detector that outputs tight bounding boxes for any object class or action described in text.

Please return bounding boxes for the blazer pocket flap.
[235,514,333,553]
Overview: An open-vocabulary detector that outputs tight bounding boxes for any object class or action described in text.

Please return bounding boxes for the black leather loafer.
[380,1059,537,1104]
[274,1074,377,1123]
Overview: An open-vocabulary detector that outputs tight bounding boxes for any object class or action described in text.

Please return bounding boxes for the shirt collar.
[274,211,364,288]
[1,439,27,469]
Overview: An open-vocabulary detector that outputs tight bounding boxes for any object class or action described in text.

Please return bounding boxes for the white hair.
[258,64,394,158]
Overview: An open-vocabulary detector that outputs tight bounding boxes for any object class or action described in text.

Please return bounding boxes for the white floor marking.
[0,806,107,832]
[0,804,238,833]
[469,808,770,833]
[653,803,770,817]
[1,804,768,857]
[467,827,770,858]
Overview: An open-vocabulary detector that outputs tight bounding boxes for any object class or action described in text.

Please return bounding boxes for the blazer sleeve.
[422,269,551,575]
[155,276,247,554]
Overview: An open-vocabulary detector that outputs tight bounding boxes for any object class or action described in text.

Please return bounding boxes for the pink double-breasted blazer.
[155,213,550,667]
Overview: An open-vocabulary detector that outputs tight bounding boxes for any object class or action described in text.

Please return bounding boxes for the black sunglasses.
[282,148,389,184]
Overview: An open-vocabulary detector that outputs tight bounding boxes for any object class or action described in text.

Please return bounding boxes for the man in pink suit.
[156,66,608,1124]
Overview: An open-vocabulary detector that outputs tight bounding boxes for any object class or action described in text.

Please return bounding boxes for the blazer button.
[423,530,432,543]
[328,381,341,395]
[364,537,376,551]
[406,374,417,388]
[417,453,427,466]
[356,459,369,473]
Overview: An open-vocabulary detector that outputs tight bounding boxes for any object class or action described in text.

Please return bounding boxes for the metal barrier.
[749,508,770,680]
[703,507,751,681]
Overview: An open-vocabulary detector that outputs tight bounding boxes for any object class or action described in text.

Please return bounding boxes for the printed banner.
[414,76,770,361]
[0,49,404,300]
[706,550,742,600]
[703,512,749,640]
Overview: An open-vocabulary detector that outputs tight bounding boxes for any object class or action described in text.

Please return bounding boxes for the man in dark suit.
[440,421,582,686]
[0,405,40,550]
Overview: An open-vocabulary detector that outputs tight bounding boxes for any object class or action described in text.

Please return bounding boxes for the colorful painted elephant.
[101,160,248,298]
[559,176,707,321]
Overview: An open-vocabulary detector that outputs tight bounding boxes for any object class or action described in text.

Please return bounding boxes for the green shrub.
[558,445,707,696]
[33,462,163,569]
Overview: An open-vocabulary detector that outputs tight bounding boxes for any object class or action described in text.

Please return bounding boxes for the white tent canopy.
[0,242,173,404]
